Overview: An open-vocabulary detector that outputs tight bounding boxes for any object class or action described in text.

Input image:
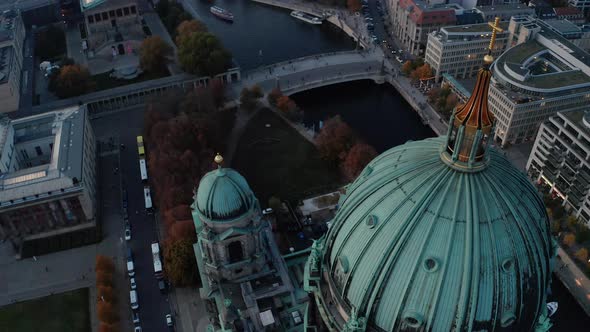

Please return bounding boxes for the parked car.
[396,56,404,63]
[132,312,140,324]
[125,228,131,241]
[130,290,139,310]
[166,314,173,327]
[130,277,137,290]
[158,280,167,294]
[134,327,142,332]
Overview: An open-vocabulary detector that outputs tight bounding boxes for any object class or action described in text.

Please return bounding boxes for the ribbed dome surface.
[196,168,254,221]
[323,136,553,331]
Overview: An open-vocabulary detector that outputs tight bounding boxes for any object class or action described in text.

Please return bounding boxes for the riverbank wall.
[250,0,369,49]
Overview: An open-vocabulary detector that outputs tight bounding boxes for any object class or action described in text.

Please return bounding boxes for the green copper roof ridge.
[341,162,453,303]
[365,170,461,328]
[328,150,441,254]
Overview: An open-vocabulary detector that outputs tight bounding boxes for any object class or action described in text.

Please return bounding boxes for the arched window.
[228,241,244,263]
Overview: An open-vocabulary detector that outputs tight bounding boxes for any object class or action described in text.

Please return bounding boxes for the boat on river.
[290,11,322,25]
[210,6,234,22]
[547,302,558,317]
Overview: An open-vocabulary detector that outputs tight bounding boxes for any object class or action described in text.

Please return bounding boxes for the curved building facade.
[489,17,590,147]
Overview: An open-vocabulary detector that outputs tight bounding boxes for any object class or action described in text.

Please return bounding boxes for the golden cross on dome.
[487,17,503,53]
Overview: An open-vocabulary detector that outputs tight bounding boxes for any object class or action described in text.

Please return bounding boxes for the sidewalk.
[555,247,590,316]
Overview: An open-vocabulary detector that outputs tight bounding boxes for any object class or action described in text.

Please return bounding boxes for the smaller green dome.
[196,167,254,221]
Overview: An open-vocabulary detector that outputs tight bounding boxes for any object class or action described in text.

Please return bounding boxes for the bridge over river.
[23,49,390,119]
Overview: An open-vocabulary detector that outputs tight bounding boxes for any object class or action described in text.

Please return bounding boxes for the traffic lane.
[119,123,171,332]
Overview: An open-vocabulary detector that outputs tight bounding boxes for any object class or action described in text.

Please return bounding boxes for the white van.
[130,290,139,310]
[127,259,135,277]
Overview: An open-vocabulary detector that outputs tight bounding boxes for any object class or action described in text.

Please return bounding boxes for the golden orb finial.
[214,153,224,167]
[483,54,494,65]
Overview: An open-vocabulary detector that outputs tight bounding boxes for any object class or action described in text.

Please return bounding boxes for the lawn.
[232,108,342,205]
[92,68,170,92]
[0,288,90,332]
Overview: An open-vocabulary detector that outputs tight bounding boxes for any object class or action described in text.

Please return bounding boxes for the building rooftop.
[494,17,590,92]
[543,19,582,35]
[553,7,583,17]
[0,106,88,206]
[562,110,590,136]
[443,21,509,33]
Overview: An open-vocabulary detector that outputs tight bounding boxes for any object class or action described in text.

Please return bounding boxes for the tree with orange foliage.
[341,143,378,181]
[98,323,117,332]
[267,87,282,106]
[575,248,589,263]
[96,270,113,287]
[97,285,117,304]
[169,219,197,242]
[315,116,357,165]
[563,233,576,247]
[276,95,297,113]
[95,255,115,274]
[51,64,95,98]
[97,301,118,324]
[401,61,414,76]
[346,0,362,12]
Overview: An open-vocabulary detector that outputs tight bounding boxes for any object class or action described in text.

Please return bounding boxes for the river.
[191,0,589,329]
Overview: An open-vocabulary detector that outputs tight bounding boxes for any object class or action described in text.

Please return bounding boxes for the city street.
[93,106,172,332]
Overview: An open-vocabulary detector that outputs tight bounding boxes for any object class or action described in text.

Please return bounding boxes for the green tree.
[175,19,208,45]
[51,64,95,98]
[139,36,172,74]
[163,239,199,287]
[178,32,232,76]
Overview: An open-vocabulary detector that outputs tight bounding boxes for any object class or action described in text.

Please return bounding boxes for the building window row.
[87,5,137,24]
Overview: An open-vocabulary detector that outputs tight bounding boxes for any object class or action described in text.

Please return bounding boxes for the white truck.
[151,242,163,279]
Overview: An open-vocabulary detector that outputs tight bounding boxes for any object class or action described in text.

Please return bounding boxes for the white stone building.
[488,18,590,147]
[425,21,509,81]
[527,110,590,225]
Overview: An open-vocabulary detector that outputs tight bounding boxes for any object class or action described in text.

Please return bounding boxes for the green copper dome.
[196,167,254,221]
[314,136,553,331]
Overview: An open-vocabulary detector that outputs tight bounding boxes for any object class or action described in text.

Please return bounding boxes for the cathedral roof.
[320,137,553,330]
[196,165,254,222]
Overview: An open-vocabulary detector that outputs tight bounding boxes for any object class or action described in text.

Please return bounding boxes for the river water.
[194,0,589,329]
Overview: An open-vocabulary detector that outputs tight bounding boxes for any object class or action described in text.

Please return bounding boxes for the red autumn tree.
[97,285,117,304]
[98,323,117,332]
[276,95,297,113]
[95,255,114,274]
[341,143,378,181]
[315,116,357,164]
[169,219,196,242]
[267,87,282,106]
[96,271,113,287]
[97,301,118,324]
[347,0,362,12]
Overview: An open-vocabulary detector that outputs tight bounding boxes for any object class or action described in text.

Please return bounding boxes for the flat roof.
[0,106,88,205]
[443,21,509,33]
